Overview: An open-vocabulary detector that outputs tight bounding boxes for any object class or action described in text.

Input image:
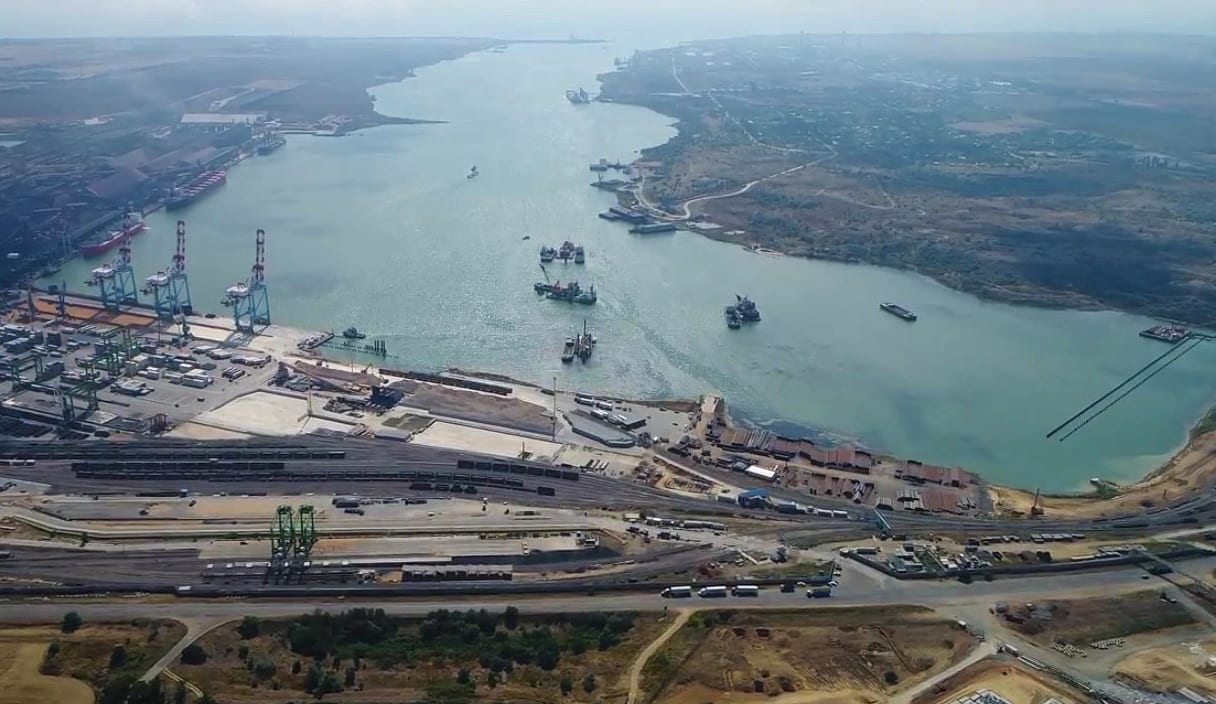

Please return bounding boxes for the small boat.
[522,235,531,241]
[561,338,576,363]
[540,246,557,263]
[725,306,742,329]
[467,165,479,179]
[342,326,366,340]
[574,246,585,264]
[879,302,917,322]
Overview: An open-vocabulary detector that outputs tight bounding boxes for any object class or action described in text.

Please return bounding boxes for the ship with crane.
[79,210,145,258]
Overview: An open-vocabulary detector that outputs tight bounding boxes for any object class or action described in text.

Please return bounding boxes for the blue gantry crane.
[144,220,193,320]
[88,220,139,311]
[224,228,270,332]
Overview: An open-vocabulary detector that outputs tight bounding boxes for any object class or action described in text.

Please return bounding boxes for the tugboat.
[575,320,596,362]
[467,165,479,179]
[561,337,576,364]
[540,246,557,263]
[879,302,917,322]
[558,240,576,262]
[342,326,366,340]
[574,285,597,305]
[735,295,761,322]
[566,88,591,104]
[725,307,742,329]
[574,245,585,264]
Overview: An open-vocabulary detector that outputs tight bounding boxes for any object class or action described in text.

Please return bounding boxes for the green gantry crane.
[270,504,295,565]
[269,504,318,578]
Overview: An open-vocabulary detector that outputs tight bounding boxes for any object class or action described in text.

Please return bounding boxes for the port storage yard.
[4,288,1216,612]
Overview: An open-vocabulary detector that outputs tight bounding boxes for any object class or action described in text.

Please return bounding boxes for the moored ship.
[630,222,677,235]
[79,211,145,257]
[880,302,917,322]
[342,326,366,340]
[561,337,576,363]
[166,170,227,211]
[256,134,286,156]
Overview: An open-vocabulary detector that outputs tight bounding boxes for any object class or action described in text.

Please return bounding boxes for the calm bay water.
[49,43,1216,491]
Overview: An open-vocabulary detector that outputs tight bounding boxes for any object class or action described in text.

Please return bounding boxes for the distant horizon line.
[2,29,1214,41]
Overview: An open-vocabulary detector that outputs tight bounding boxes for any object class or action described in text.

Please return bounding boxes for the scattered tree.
[487,671,499,689]
[292,659,302,675]
[109,644,128,670]
[583,673,597,693]
[457,668,471,685]
[254,660,277,680]
[305,665,323,692]
[883,670,900,686]
[503,606,521,631]
[174,682,188,704]
[237,644,249,660]
[61,612,83,634]
[560,674,574,695]
[180,643,207,666]
[238,615,261,639]
[344,667,357,688]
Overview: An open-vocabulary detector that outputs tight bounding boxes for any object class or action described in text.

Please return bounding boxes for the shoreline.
[595,69,1209,327]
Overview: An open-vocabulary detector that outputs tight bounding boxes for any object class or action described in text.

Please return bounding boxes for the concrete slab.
[195,390,350,436]
[165,421,252,440]
[411,420,562,460]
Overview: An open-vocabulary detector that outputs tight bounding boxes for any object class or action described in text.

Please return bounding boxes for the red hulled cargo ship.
[79,212,145,258]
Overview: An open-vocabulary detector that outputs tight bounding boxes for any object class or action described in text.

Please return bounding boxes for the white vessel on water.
[467,165,479,179]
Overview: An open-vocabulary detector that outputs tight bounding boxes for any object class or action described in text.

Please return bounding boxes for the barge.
[880,302,917,322]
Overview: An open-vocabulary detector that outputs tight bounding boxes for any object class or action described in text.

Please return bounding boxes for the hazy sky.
[3,0,1214,39]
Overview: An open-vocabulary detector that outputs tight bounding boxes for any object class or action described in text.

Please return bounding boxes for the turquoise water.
[46,43,1216,491]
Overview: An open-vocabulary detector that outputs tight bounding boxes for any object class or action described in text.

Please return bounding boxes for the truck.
[807,574,832,587]
[731,585,760,597]
[698,585,728,598]
[807,587,832,599]
[661,586,692,599]
[853,546,879,556]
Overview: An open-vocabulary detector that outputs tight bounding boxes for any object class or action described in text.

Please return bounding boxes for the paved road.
[2,558,1206,624]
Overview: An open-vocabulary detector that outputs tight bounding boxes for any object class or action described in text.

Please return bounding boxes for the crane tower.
[224,228,270,332]
[90,214,139,311]
[144,220,194,320]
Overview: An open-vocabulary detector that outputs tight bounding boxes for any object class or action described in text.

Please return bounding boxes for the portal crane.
[144,220,193,320]
[224,228,271,332]
[88,214,139,311]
